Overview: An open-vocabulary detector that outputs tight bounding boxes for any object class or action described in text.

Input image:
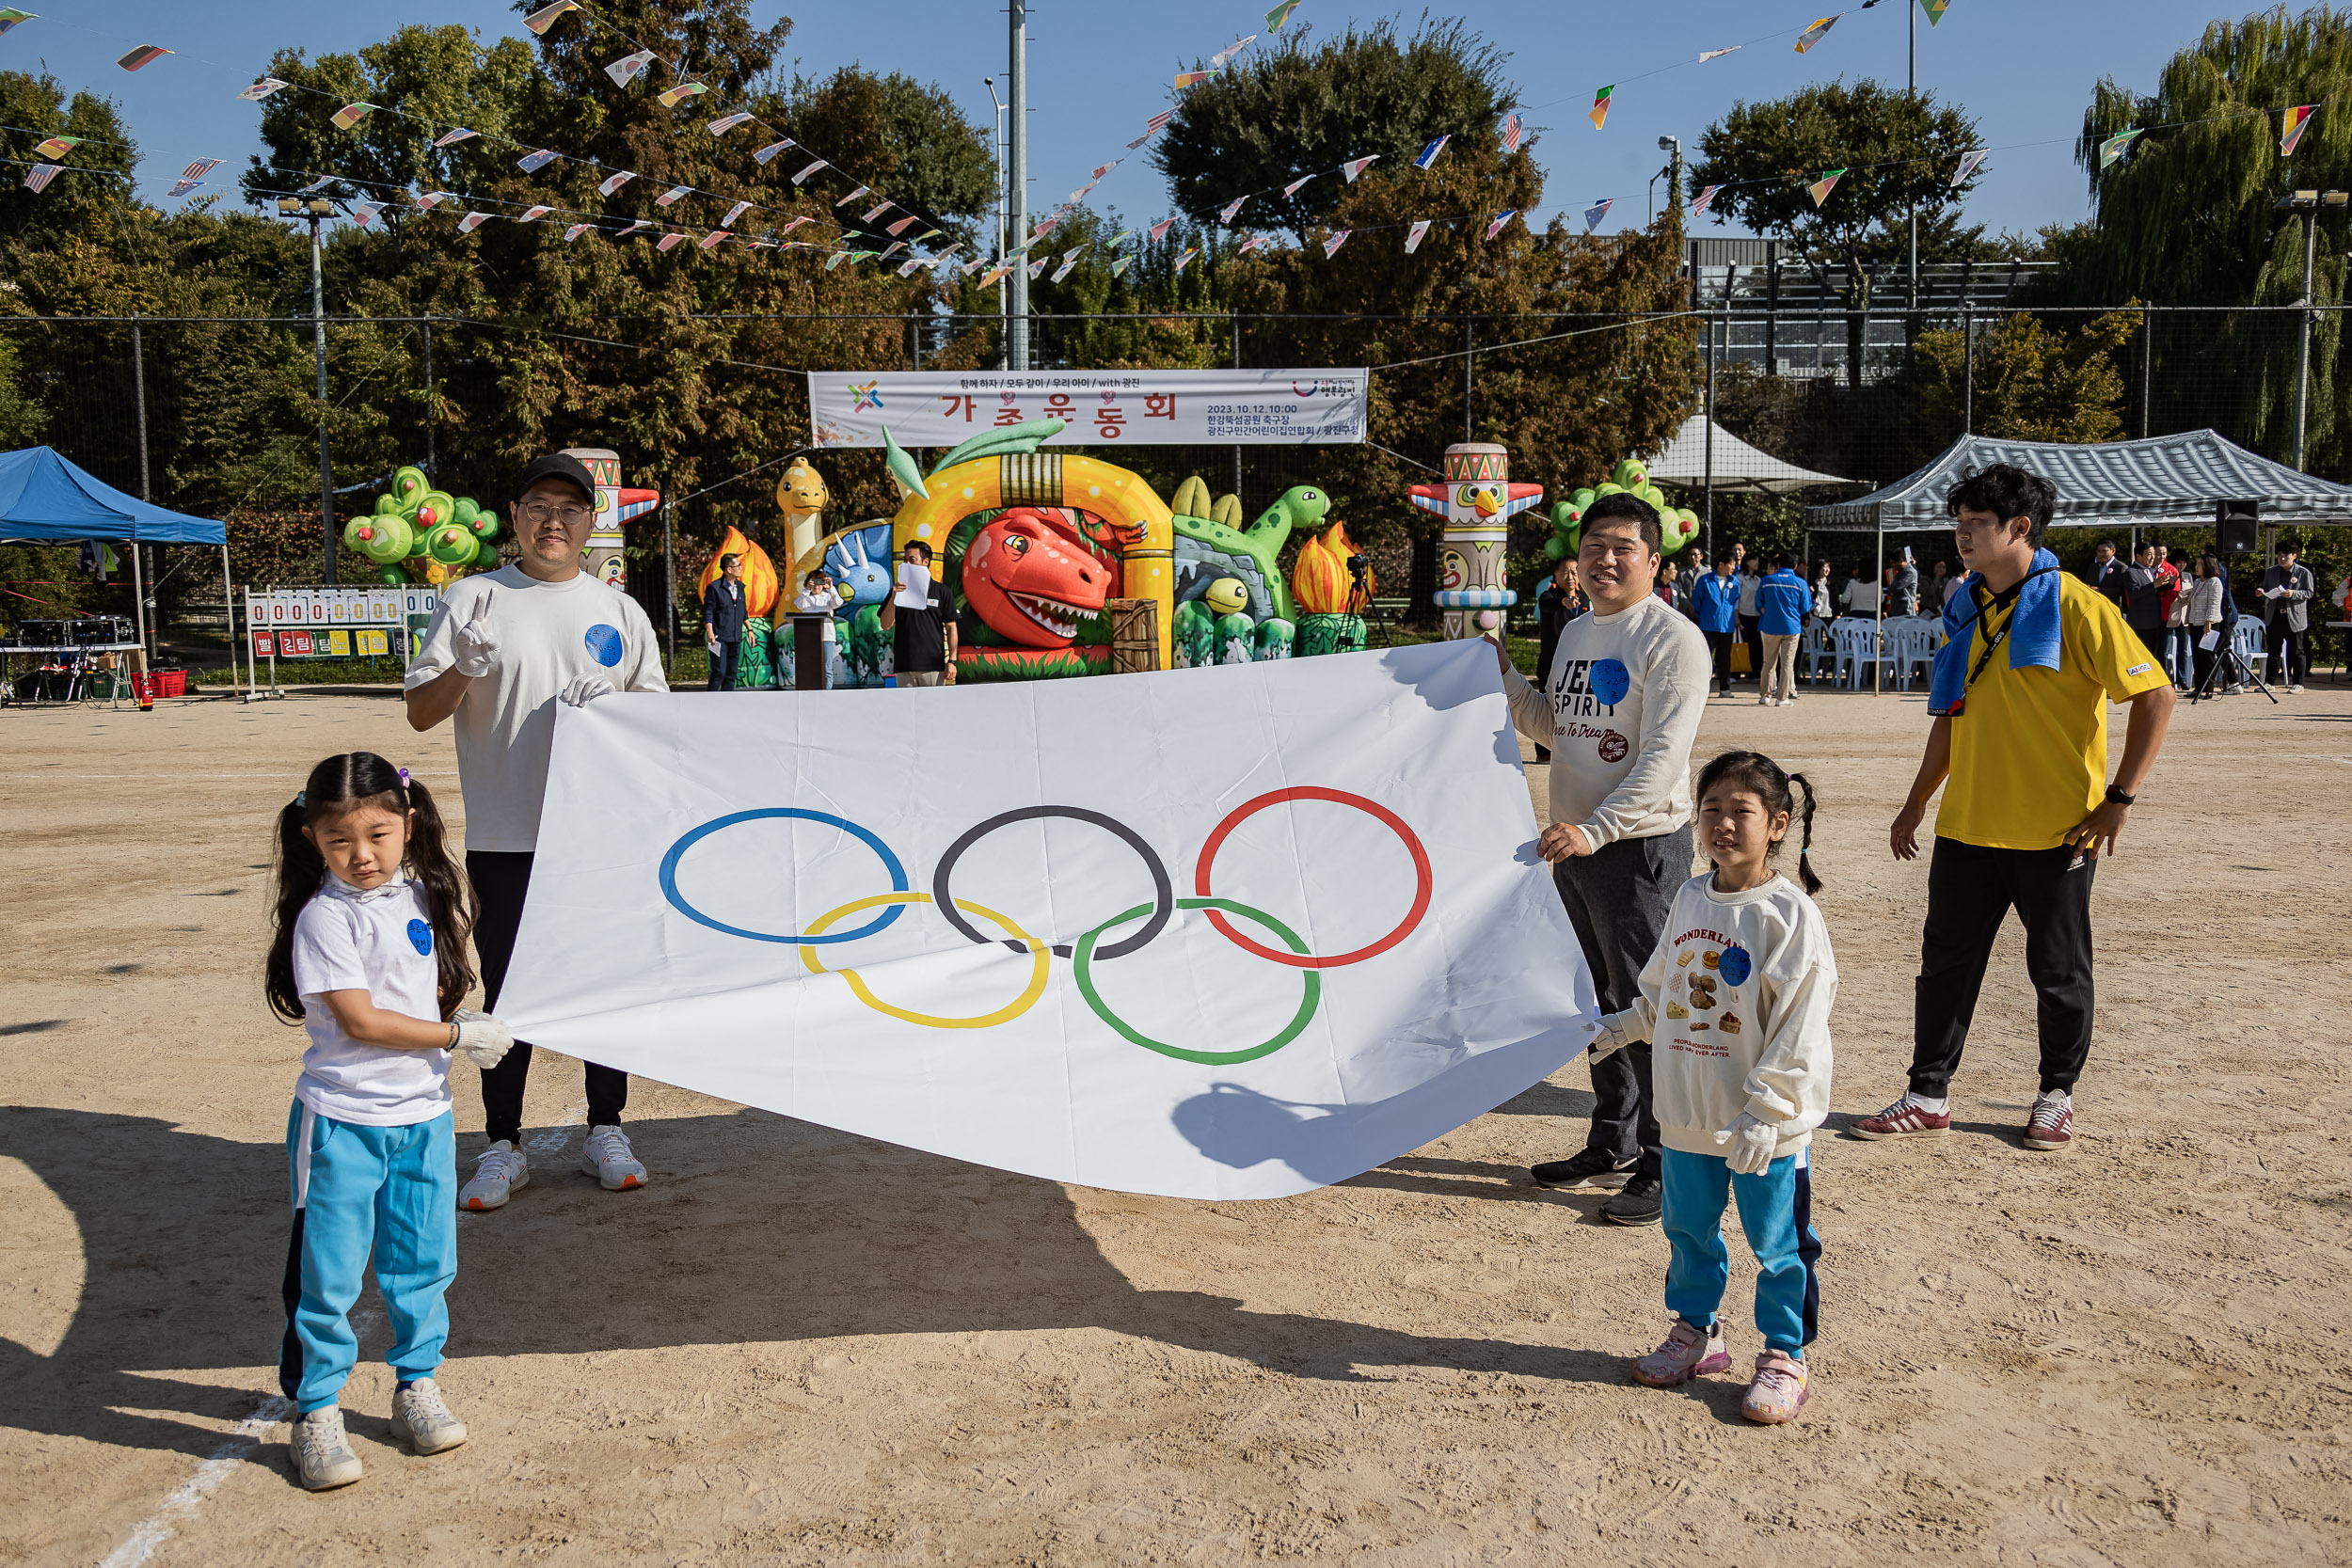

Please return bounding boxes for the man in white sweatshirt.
[1497,493,1711,1225]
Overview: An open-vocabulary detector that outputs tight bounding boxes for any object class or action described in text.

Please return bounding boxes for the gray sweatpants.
[1551,826,1692,1180]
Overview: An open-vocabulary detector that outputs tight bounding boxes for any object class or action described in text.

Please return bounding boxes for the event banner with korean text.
[806,368,1370,449]
[497,641,1596,1199]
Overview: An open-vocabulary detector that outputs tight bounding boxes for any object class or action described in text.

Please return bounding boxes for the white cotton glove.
[452,591,499,677]
[560,674,615,706]
[452,1009,514,1070]
[1586,1014,1631,1062]
[1714,1113,1780,1177]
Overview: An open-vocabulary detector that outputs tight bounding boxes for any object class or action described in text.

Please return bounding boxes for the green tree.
[1152,19,1516,238]
[1691,80,1983,385]
[0,72,139,250]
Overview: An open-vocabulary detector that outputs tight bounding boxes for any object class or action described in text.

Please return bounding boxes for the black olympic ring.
[930,805,1173,961]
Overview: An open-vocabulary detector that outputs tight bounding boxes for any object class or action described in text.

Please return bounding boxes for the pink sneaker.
[1741,1349,1810,1423]
[1631,1319,1731,1387]
[1851,1094,1951,1140]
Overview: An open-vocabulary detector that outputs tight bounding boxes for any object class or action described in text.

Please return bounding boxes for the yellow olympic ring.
[798,892,1050,1030]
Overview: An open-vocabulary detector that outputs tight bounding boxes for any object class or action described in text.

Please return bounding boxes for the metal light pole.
[1907,1,1918,311]
[1653,135,1681,222]
[280,195,339,581]
[986,75,1008,367]
[1007,2,1030,372]
[2275,188,2346,471]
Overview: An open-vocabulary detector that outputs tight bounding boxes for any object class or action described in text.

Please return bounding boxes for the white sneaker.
[2290,683,2307,693]
[459,1141,529,1212]
[390,1377,468,1454]
[580,1125,646,1191]
[291,1405,363,1491]
[1757,695,1772,705]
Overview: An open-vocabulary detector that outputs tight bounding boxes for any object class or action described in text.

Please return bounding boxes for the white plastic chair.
[1800,621,1836,685]
[2231,617,2265,678]
[1884,618,1940,691]
[1831,618,1879,689]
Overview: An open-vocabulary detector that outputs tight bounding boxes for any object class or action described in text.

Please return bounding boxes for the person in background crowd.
[2188,555,2231,694]
[790,568,845,691]
[702,552,747,693]
[1942,558,1967,610]
[1889,547,1921,617]
[2121,542,2172,664]
[2261,539,2315,693]
[1657,558,1682,610]
[1928,559,1949,610]
[1811,561,1835,625]
[1756,552,1810,706]
[2161,549,2195,690]
[1534,559,1589,762]
[1691,551,1741,699]
[2087,539,2126,603]
[878,539,956,687]
[1677,548,1707,620]
[1735,556,1764,686]
[1840,562,1881,618]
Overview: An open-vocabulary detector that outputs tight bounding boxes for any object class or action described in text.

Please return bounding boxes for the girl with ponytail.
[1583,749,1839,1426]
[264,752,515,1492]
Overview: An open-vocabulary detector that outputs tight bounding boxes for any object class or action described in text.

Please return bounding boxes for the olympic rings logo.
[657,787,1433,1066]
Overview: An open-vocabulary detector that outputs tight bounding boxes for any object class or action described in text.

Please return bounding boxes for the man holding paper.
[879,539,954,686]
[2260,540,2315,693]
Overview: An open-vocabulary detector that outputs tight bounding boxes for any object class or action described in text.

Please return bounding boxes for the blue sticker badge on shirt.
[406,918,434,957]
[584,624,624,668]
[1591,657,1630,706]
[1718,944,1752,987]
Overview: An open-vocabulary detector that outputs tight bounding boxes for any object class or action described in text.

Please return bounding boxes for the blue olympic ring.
[659,808,910,944]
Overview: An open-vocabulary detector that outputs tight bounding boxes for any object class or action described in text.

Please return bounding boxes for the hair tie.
[294,790,306,808]
[398,768,411,785]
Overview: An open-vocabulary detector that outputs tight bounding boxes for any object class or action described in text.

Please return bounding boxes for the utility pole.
[1007,2,1029,372]
[132,313,151,664]
[278,196,340,581]
[1907,0,1918,313]
[986,76,1008,368]
[2276,189,2346,470]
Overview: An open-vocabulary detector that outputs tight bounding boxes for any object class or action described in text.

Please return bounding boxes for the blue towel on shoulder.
[1927,547,2063,718]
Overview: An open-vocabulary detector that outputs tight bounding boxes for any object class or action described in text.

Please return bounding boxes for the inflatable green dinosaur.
[1169,479,1330,624]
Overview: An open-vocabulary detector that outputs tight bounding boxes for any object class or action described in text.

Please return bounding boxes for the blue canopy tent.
[0,446,232,677]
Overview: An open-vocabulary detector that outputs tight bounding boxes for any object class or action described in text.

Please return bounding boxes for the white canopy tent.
[1645,413,1856,496]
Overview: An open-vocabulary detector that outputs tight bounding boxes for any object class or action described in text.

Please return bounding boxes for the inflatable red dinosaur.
[961,507,1114,648]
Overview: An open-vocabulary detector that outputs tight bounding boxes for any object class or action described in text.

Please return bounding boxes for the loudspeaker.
[2217,499,2261,555]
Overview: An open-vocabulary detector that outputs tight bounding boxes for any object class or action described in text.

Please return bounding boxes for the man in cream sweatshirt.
[1497,493,1711,1225]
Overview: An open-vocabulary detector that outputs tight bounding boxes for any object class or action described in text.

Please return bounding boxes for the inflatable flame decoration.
[697,526,781,618]
[1292,518,1374,614]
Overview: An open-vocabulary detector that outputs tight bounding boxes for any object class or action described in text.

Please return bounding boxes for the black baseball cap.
[513,452,597,506]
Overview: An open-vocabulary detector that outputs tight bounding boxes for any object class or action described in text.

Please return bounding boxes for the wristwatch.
[2105,784,2137,806]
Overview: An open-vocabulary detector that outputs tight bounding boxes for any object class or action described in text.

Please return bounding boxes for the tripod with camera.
[1344,551,1394,647]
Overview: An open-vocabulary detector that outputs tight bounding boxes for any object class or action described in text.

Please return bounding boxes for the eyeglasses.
[517,500,593,525]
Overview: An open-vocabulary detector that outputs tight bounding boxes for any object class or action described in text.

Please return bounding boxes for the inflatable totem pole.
[563,446,662,592]
[1408,444,1544,639]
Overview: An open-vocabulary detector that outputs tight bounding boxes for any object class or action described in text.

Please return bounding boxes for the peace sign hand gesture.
[453,589,499,677]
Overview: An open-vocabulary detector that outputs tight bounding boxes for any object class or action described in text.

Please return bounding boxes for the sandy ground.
[3,673,2349,1566]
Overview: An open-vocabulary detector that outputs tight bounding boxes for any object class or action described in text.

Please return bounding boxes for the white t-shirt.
[405,564,667,851]
[1736,571,1761,617]
[292,877,452,1126]
[1503,592,1710,848]
[1608,872,1836,1160]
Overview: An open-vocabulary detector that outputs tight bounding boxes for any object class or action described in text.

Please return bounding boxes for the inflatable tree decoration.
[342,465,501,587]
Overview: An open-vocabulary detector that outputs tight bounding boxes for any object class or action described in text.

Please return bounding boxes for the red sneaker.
[2024,1093,2074,1151]
[1851,1095,1951,1140]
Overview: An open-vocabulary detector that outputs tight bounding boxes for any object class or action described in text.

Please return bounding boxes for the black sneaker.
[1600,1174,1662,1226]
[1530,1148,1637,1191]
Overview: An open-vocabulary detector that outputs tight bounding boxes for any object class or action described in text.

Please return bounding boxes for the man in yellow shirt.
[1856,465,2175,1152]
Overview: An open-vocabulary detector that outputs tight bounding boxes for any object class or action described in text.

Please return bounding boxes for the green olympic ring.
[1071,897,1320,1066]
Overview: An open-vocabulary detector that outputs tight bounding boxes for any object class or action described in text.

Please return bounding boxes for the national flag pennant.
[1211,35,1256,68]
[977,261,1009,284]
[1698,46,1740,62]
[791,160,830,184]
[604,50,655,87]
[1090,159,1123,181]
[2283,105,2316,156]
[1692,183,1722,214]
[1265,0,1301,28]
[620,218,653,236]
[1110,229,1137,247]
[521,0,580,35]
[655,184,691,207]
[1920,0,1951,22]
[1051,251,1081,282]
[1501,111,1524,153]
[434,129,480,149]
[520,205,551,222]
[22,162,59,193]
[117,45,171,72]
[0,9,36,38]
[30,135,79,159]
[564,222,592,241]
[597,170,636,196]
[1109,256,1133,277]
[517,150,560,173]
[1031,216,1059,241]
[298,175,337,195]
[657,83,708,108]
[896,257,922,277]
[1026,257,1048,278]
[657,231,686,251]
[331,103,377,131]
[1218,196,1247,224]
[776,215,811,235]
[2097,130,2141,169]
[914,229,943,242]
[1126,112,1171,150]
[1794,15,1840,54]
[415,191,453,210]
[1414,135,1449,170]
[826,250,852,272]
[1949,149,1987,187]
[707,112,755,135]
[171,158,223,191]
[1238,232,1270,253]
[885,213,919,236]
[458,212,491,232]
[834,184,871,207]
[1342,155,1378,182]
[1807,168,1845,206]
[724,199,755,227]
[960,255,989,276]
[1321,230,1348,259]
[753,139,794,165]
[928,245,961,273]
[700,230,730,250]
[1495,208,1527,239]
[1148,217,1176,242]
[1581,198,1614,232]
[1406,218,1431,252]
[1174,71,1217,89]
[1590,85,1614,131]
[1175,245,1201,273]
[1282,176,1311,198]
[350,200,380,227]
[239,77,289,101]
[879,242,907,260]
[862,200,894,221]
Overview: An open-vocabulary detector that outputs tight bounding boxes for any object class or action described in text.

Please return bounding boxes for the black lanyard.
[1959,566,2059,691]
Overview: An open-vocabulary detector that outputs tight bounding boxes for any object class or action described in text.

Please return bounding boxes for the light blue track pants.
[1661,1146,1822,1355]
[278,1101,457,1413]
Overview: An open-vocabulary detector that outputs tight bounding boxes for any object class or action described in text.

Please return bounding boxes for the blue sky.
[12,1,2249,241]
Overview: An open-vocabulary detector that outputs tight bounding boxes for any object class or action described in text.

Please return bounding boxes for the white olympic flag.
[497,641,1596,1199]
[806,368,1369,449]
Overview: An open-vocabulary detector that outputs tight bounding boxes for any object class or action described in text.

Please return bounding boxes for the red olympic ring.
[1192,786,1432,969]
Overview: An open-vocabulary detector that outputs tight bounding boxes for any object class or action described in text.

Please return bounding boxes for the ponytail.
[1786,770,1822,895]
[264,753,478,1025]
